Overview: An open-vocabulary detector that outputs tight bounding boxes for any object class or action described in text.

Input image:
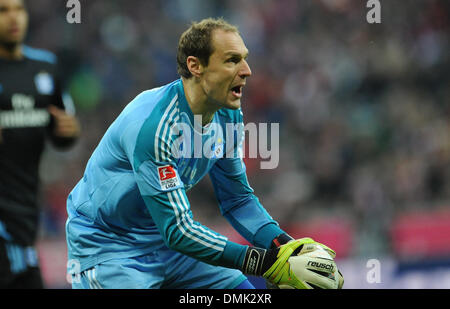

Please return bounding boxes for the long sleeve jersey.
[66,79,284,273]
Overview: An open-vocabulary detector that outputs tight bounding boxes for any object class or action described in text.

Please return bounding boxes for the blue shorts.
[71,248,247,289]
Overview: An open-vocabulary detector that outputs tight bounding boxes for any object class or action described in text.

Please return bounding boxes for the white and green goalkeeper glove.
[242,237,344,289]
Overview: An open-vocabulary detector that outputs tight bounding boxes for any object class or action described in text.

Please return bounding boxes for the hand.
[263,238,344,289]
[271,233,336,258]
[48,105,80,138]
[302,240,337,259]
[262,238,315,288]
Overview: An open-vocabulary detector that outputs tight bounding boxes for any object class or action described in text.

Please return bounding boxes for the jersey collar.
[176,78,195,126]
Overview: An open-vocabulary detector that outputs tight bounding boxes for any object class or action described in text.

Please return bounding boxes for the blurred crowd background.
[23,0,450,287]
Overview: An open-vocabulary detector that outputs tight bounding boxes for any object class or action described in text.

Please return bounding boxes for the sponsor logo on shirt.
[0,93,50,128]
[157,165,180,190]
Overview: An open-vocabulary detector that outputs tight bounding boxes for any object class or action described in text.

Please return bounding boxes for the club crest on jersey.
[157,165,180,190]
[34,72,54,95]
[211,139,224,159]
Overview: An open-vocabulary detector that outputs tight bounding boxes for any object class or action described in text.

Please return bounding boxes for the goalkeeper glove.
[241,238,314,284]
[242,238,343,289]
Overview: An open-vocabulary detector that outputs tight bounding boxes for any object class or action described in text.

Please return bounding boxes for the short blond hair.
[177,17,239,78]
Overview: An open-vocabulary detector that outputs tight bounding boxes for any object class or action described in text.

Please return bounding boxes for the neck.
[0,42,23,60]
[182,77,217,126]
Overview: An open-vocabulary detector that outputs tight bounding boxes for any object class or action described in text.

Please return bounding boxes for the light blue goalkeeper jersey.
[66,79,285,273]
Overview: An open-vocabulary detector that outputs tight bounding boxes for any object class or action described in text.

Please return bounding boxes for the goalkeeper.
[66,18,343,289]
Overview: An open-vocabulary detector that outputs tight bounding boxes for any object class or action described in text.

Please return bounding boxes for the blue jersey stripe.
[23,45,57,64]
[0,220,12,241]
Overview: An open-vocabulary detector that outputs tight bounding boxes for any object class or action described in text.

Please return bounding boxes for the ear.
[186,56,204,78]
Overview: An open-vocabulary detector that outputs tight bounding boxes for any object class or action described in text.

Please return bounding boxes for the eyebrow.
[224,51,249,59]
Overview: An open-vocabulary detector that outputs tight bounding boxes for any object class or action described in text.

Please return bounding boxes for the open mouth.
[230,85,243,98]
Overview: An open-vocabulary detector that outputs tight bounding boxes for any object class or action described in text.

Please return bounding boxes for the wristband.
[271,233,294,249]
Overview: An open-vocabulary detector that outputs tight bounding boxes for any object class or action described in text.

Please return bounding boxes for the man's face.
[200,29,252,110]
[0,0,28,46]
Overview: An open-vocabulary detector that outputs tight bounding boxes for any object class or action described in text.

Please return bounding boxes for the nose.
[239,59,252,78]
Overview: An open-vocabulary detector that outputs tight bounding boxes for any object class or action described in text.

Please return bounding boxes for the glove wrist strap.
[242,247,266,276]
[242,247,279,276]
[270,233,294,249]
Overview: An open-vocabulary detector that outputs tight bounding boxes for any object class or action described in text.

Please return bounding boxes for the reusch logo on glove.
[307,261,334,272]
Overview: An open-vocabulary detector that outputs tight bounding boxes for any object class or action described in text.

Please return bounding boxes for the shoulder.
[22,45,57,65]
[121,81,181,166]
[123,81,180,129]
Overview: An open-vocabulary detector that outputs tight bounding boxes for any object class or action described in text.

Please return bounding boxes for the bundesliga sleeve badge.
[157,165,181,190]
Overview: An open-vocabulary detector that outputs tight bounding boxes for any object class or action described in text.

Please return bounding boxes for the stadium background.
[23,0,450,288]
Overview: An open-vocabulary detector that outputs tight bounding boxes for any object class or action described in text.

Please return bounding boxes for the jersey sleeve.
[142,188,246,269]
[121,109,247,269]
[51,70,75,115]
[45,54,78,148]
[209,158,286,249]
[209,110,286,249]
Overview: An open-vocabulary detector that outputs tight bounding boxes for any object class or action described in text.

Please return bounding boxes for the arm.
[132,144,339,287]
[47,64,80,149]
[209,157,291,249]
[121,114,248,270]
[209,108,290,249]
[140,182,247,269]
[48,104,80,149]
[119,103,310,282]
[209,159,343,288]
